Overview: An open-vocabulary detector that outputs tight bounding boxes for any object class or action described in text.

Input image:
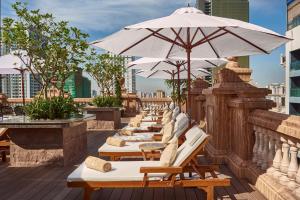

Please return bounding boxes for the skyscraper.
[195,0,250,67]
[285,0,300,115]
[124,57,136,93]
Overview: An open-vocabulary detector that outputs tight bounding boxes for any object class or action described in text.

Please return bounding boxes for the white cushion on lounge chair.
[169,102,175,110]
[122,126,149,131]
[99,141,163,153]
[174,126,208,167]
[172,106,180,120]
[68,161,163,182]
[113,132,157,141]
[140,121,157,126]
[69,127,208,184]
[173,113,189,137]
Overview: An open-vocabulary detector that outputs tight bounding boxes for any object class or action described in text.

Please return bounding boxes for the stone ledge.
[255,174,297,200]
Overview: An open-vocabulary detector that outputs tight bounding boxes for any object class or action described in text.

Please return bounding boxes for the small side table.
[139,143,166,161]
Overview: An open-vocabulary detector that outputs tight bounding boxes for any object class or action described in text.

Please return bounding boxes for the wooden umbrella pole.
[172,70,175,105]
[20,69,26,107]
[186,27,191,120]
[176,64,181,111]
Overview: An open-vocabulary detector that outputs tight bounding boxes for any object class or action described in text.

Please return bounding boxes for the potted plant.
[0,2,91,167]
[84,53,125,130]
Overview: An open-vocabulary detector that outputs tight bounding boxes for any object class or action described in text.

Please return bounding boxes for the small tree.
[165,79,188,104]
[85,52,125,96]
[2,2,89,98]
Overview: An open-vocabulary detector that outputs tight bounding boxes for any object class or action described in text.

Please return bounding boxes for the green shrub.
[92,96,122,107]
[24,96,80,120]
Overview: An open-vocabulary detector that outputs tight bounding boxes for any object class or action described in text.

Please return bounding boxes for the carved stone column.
[203,57,274,178]
[190,78,209,122]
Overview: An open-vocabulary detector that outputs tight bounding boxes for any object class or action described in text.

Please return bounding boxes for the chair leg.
[203,186,214,200]
[1,151,6,162]
[83,187,92,200]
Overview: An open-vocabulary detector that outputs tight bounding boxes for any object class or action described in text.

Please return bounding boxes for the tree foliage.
[2,2,89,98]
[85,52,125,96]
[165,79,188,104]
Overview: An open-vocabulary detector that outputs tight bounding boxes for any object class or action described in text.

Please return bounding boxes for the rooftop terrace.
[0,125,266,200]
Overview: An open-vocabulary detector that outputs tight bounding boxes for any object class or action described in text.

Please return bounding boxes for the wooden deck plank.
[153,188,164,200]
[164,188,175,200]
[185,187,197,200]
[120,188,134,200]
[7,167,57,200]
[174,187,186,200]
[130,188,144,200]
[142,188,154,200]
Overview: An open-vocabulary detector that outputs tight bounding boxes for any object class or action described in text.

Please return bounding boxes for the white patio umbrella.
[128,57,225,106]
[92,6,290,115]
[0,52,30,106]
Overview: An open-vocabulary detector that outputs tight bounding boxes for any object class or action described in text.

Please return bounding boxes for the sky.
[1,0,288,93]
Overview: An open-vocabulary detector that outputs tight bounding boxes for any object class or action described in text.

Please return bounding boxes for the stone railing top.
[140,97,172,102]
[249,109,300,140]
[0,114,95,128]
[83,106,121,111]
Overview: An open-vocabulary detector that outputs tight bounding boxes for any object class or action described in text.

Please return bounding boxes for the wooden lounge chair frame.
[68,137,230,200]
[99,124,192,161]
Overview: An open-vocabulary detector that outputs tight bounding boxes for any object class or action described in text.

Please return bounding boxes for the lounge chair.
[113,113,189,142]
[67,126,230,200]
[121,106,177,132]
[99,113,190,160]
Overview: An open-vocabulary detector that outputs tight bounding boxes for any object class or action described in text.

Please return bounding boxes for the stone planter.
[0,115,94,167]
[83,107,121,130]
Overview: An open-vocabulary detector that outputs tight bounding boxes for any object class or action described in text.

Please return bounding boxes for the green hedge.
[92,96,122,107]
[24,96,80,120]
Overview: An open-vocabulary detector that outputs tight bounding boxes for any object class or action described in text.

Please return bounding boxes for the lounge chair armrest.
[152,135,162,141]
[140,166,183,174]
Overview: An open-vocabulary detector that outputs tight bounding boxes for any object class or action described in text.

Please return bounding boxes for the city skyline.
[1,0,287,93]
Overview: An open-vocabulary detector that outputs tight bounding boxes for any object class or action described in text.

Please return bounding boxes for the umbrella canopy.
[0,53,29,74]
[136,68,210,79]
[92,6,290,116]
[127,57,227,71]
[0,51,31,107]
[92,7,289,59]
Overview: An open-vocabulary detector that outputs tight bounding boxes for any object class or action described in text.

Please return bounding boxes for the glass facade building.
[195,0,250,68]
[286,0,300,115]
[64,68,91,98]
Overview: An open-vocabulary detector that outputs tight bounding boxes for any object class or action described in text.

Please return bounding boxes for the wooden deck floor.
[0,127,266,200]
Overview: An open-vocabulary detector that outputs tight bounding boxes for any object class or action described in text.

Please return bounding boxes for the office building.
[122,56,136,93]
[1,74,28,98]
[266,83,285,113]
[195,0,250,67]
[108,52,136,94]
[64,68,91,98]
[286,0,300,115]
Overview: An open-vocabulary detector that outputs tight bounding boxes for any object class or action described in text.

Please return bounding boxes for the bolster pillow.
[85,156,112,172]
[106,137,126,147]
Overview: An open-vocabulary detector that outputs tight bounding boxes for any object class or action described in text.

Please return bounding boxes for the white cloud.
[28,0,192,33]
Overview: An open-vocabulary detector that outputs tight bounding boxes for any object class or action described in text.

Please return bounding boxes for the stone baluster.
[294,143,300,197]
[279,137,290,185]
[287,140,298,190]
[261,133,270,170]
[267,133,276,168]
[272,137,283,179]
[252,127,260,164]
[256,131,265,167]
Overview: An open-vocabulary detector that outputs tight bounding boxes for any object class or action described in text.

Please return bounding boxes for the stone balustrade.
[248,109,300,199]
